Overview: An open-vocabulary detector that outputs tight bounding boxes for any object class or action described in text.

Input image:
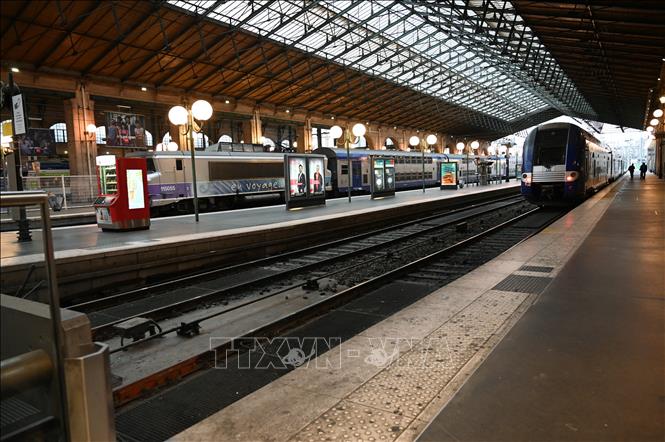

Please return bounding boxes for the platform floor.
[1,182,517,263]
[172,175,663,442]
[418,174,664,441]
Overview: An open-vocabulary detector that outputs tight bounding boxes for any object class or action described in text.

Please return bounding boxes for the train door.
[352,160,362,189]
[174,159,186,196]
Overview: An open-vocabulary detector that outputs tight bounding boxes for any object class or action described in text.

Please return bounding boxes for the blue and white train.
[312,147,519,194]
[521,123,624,205]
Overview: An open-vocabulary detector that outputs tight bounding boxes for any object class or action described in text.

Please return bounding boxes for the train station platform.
[1,182,518,299]
[173,175,663,441]
[417,174,664,441]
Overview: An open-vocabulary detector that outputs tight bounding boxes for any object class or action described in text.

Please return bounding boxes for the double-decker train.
[312,147,519,193]
[127,143,521,213]
[521,123,624,205]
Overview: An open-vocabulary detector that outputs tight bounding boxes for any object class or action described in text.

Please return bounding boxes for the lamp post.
[168,99,213,222]
[331,123,366,203]
[471,140,480,185]
[456,142,465,186]
[409,135,422,192]
[426,134,437,193]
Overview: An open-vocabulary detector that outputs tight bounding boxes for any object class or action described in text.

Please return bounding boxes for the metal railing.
[1,175,97,210]
[0,191,70,439]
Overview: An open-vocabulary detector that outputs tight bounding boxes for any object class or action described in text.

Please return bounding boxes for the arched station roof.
[1,1,663,138]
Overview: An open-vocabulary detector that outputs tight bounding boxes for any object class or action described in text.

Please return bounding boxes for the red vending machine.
[94,155,150,231]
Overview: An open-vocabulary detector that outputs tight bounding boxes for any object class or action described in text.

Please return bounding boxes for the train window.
[363,174,368,184]
[341,164,349,175]
[209,161,283,180]
[146,158,156,174]
[176,159,183,171]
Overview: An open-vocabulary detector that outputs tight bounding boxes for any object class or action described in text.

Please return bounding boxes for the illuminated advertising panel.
[288,157,308,198]
[373,159,385,192]
[440,162,459,190]
[126,169,145,209]
[308,157,325,196]
[284,154,327,209]
[384,158,395,191]
[370,156,396,198]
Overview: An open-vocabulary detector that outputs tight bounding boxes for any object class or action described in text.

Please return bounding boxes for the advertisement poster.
[18,128,55,157]
[106,112,146,148]
[308,157,325,195]
[384,158,395,190]
[373,159,385,192]
[126,169,145,209]
[288,157,307,198]
[440,162,458,189]
[284,154,326,210]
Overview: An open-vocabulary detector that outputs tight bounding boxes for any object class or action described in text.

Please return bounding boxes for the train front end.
[521,123,584,205]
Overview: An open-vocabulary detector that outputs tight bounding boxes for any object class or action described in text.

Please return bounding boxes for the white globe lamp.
[352,123,366,137]
[168,106,188,126]
[330,125,343,139]
[191,99,213,121]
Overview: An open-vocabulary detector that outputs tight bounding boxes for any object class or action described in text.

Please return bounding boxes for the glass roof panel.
[167,0,590,121]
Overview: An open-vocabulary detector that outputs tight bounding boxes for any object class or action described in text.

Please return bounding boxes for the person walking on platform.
[639,162,648,180]
[628,163,635,179]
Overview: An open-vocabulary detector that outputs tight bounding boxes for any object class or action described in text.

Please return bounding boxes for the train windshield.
[533,128,568,166]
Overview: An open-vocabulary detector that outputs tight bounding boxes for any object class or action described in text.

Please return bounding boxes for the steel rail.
[72,193,521,312]
[107,203,540,354]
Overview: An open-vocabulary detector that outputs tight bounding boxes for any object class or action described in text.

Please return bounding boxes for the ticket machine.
[94,155,150,231]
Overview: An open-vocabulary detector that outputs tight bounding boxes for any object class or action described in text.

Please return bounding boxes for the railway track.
[112,202,567,441]
[72,196,528,342]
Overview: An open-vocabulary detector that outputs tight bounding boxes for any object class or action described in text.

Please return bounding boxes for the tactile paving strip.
[289,290,527,441]
[293,400,411,442]
[518,265,554,273]
[492,274,553,294]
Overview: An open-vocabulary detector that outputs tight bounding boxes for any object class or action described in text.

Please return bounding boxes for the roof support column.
[295,117,311,153]
[63,84,96,191]
[244,108,262,145]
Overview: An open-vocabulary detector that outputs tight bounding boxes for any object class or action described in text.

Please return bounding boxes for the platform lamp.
[331,123,366,203]
[455,142,465,186]
[426,134,437,192]
[471,140,480,185]
[408,135,422,192]
[168,99,213,222]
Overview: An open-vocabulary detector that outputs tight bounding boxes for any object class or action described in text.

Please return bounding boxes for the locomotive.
[521,123,624,205]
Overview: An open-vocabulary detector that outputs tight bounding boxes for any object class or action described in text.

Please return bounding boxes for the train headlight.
[565,171,579,182]
[522,173,531,186]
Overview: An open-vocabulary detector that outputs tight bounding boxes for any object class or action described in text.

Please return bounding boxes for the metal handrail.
[0,190,70,439]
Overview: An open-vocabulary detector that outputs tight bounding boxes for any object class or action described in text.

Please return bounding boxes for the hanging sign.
[12,94,26,135]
